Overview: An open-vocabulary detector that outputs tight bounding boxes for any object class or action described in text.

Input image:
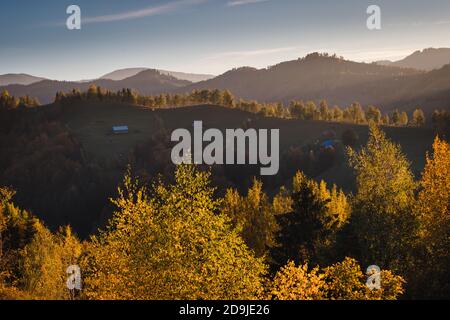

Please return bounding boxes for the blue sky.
[1,0,450,80]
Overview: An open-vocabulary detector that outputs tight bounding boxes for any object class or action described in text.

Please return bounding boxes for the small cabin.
[321,140,335,149]
[112,126,129,134]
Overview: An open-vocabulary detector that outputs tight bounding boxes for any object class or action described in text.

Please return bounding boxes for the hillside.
[377,48,450,71]
[101,67,214,82]
[3,53,450,113]
[182,53,450,113]
[0,100,437,236]
[0,69,190,104]
[0,73,46,86]
[180,53,422,106]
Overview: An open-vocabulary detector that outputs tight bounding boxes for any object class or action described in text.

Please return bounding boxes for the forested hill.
[0,94,438,237]
[0,69,191,104]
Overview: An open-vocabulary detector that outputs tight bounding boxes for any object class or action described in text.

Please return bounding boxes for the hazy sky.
[1,0,450,80]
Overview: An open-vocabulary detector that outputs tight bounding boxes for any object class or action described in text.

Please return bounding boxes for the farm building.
[321,139,335,150]
[112,126,129,134]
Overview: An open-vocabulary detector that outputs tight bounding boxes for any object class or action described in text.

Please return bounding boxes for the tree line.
[2,87,448,131]
[1,124,449,300]
[53,85,439,128]
[0,90,40,110]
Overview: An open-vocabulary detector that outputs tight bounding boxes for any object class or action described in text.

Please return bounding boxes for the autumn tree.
[319,100,329,121]
[391,109,401,126]
[323,257,404,300]
[400,111,409,126]
[221,179,279,258]
[349,102,366,124]
[366,106,382,124]
[412,108,425,127]
[0,187,80,300]
[20,225,82,300]
[414,137,450,298]
[346,124,418,275]
[269,257,404,300]
[269,261,325,300]
[81,165,267,300]
[222,90,235,108]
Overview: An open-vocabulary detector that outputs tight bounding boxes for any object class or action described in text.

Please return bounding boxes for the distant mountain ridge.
[0,69,190,104]
[376,48,450,71]
[0,73,46,86]
[100,68,214,83]
[180,53,422,106]
[2,51,450,113]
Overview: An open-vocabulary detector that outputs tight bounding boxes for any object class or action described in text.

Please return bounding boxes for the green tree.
[272,172,349,267]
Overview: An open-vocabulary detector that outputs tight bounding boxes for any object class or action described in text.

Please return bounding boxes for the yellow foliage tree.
[81,165,267,300]
[269,261,325,300]
[324,257,404,300]
[21,224,82,300]
[270,257,404,300]
[222,179,279,257]
[415,137,450,297]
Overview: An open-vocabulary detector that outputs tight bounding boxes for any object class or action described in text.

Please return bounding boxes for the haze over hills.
[100,68,214,82]
[376,48,450,71]
[1,50,450,112]
[179,53,450,113]
[180,53,424,107]
[0,73,46,86]
[0,69,191,104]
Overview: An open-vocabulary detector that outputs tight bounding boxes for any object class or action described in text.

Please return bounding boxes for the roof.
[321,140,334,148]
[113,126,129,131]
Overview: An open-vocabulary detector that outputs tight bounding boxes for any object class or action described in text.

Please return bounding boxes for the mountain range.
[100,68,214,82]
[0,70,190,104]
[0,73,47,86]
[1,49,450,113]
[376,48,450,71]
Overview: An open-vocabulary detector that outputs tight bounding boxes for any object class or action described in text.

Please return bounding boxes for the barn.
[112,126,129,134]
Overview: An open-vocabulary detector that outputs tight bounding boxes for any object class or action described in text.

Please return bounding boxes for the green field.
[65,102,436,190]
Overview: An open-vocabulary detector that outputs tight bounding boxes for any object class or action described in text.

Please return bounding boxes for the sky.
[1,0,450,81]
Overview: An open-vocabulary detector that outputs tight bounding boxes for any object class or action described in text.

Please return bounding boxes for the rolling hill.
[0,69,191,104]
[3,52,450,113]
[101,67,214,82]
[180,53,423,106]
[0,73,46,86]
[181,53,450,113]
[0,98,437,236]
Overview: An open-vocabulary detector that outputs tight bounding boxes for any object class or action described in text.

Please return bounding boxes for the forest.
[0,89,449,300]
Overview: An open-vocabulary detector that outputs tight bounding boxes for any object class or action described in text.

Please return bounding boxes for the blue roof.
[321,140,334,147]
